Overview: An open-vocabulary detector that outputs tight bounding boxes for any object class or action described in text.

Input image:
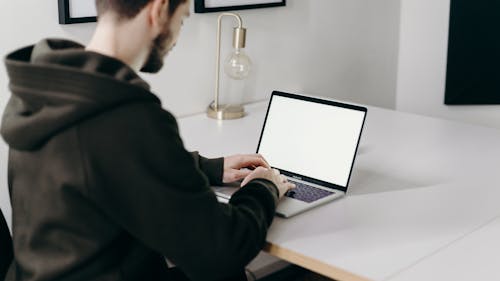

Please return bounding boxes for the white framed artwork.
[58,0,97,24]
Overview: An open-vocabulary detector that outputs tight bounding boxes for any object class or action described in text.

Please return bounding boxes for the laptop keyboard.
[286,180,334,203]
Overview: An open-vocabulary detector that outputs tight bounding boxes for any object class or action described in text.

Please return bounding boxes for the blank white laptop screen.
[258,95,366,188]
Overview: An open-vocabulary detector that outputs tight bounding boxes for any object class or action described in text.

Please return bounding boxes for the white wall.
[0,0,401,225]
[0,0,402,115]
[148,0,402,114]
[396,0,500,129]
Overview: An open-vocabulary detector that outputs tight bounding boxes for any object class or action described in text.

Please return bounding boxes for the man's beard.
[140,27,173,73]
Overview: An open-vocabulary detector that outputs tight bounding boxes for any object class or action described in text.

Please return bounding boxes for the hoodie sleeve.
[78,102,278,281]
[190,152,224,186]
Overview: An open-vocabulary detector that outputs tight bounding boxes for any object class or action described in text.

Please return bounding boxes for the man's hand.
[223,154,270,183]
[240,167,295,198]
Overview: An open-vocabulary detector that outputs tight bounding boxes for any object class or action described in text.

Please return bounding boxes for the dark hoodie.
[1,39,279,281]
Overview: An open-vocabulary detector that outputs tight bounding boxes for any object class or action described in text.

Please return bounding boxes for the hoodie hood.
[1,39,160,151]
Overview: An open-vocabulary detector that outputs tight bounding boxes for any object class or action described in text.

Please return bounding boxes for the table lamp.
[207,12,252,120]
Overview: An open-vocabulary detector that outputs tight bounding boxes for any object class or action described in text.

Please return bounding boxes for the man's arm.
[79,103,278,281]
[191,152,273,186]
[190,152,224,186]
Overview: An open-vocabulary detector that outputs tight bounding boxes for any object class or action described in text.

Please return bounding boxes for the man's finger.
[248,156,269,168]
[255,154,271,168]
[280,175,287,183]
[240,176,251,187]
[232,170,252,182]
[240,156,270,169]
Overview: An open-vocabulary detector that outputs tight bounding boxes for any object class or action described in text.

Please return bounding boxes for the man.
[0,0,294,280]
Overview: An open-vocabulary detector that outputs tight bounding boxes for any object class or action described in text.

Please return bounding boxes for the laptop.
[214,91,367,217]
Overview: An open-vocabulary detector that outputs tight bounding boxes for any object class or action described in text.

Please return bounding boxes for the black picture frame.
[195,0,286,13]
[58,0,97,25]
[444,0,500,105]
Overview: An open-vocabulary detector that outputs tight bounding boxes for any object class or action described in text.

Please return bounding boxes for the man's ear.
[148,0,170,36]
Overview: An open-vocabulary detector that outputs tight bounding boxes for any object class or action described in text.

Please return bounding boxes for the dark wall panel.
[445,0,500,105]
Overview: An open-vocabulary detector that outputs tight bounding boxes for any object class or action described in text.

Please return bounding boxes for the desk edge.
[264,243,373,281]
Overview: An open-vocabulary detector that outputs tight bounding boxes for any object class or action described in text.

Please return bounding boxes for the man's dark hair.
[96,0,187,19]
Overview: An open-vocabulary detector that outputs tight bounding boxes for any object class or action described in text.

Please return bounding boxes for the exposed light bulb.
[224,49,252,80]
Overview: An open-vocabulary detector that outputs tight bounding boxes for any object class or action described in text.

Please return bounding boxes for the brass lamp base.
[207,103,245,120]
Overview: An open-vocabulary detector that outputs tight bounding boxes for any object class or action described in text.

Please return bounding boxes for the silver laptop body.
[214,91,367,218]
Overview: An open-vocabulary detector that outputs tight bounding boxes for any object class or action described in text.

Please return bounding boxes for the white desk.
[178,101,500,281]
[389,216,500,281]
